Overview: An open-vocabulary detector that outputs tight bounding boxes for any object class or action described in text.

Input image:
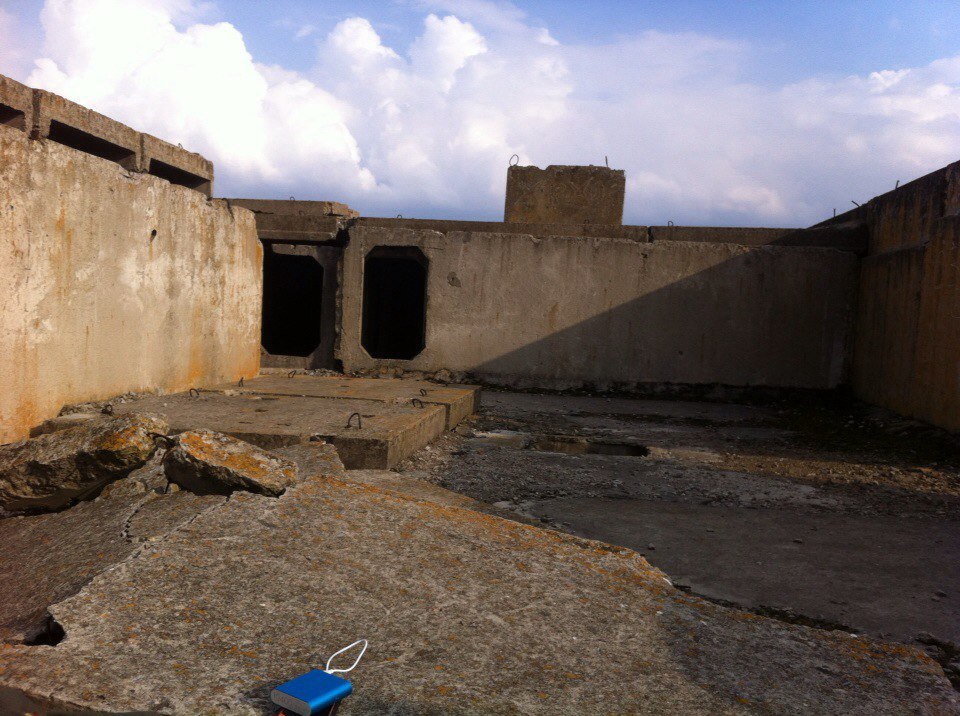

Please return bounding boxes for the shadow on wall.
[463,246,858,392]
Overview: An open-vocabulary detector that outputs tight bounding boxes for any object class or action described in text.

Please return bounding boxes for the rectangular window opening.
[148,158,210,193]
[47,120,137,169]
[0,104,26,131]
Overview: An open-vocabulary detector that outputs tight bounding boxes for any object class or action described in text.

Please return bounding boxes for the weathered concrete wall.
[0,126,262,443]
[812,160,960,431]
[504,165,625,225]
[339,227,857,390]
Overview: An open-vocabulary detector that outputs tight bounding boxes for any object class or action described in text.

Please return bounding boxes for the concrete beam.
[141,133,214,197]
[32,89,140,171]
[354,216,650,241]
[649,224,868,254]
[229,198,358,219]
[0,75,32,133]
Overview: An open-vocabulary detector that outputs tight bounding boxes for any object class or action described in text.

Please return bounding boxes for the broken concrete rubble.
[0,414,167,514]
[163,429,299,496]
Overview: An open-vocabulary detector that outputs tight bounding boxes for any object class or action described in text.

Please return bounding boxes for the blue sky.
[226,1,960,83]
[2,0,959,225]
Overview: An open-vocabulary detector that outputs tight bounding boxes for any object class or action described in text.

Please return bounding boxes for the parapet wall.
[339,227,857,391]
[0,125,262,443]
[820,161,960,431]
[0,73,214,196]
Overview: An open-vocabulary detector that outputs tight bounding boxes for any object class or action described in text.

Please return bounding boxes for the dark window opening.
[261,246,324,357]
[148,158,210,193]
[47,120,137,169]
[0,104,26,131]
[361,247,428,360]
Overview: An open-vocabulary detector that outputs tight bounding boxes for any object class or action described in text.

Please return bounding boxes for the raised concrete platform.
[111,377,479,468]
[226,374,480,430]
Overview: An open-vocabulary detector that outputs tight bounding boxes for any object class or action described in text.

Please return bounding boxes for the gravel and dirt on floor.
[393,389,960,684]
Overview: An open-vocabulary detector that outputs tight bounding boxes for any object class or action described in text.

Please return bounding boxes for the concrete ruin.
[1,71,959,714]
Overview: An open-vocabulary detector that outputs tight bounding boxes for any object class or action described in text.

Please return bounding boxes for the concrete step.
[219,374,480,430]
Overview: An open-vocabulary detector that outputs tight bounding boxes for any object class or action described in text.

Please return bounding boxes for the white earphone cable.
[325,639,368,675]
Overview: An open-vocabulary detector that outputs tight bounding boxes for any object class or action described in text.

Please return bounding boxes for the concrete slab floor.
[216,374,480,430]
[393,389,960,681]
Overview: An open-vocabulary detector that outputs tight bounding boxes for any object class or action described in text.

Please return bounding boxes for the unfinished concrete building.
[1,73,959,714]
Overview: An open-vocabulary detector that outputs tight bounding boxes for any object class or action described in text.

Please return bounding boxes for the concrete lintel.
[33,89,141,171]
[247,213,343,242]
[0,75,33,133]
[141,133,214,196]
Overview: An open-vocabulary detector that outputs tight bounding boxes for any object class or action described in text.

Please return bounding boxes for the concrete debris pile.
[0,414,167,514]
[0,416,307,517]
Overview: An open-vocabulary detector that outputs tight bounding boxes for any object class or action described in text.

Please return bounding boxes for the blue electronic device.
[271,639,368,716]
[270,669,352,716]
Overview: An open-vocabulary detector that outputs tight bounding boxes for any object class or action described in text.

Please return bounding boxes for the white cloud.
[11,0,960,225]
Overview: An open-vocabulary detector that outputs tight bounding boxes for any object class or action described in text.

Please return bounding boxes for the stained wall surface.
[339,227,858,391]
[826,161,960,432]
[0,126,262,443]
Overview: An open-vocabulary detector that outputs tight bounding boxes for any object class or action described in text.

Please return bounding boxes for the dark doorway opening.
[261,245,324,357]
[361,247,428,360]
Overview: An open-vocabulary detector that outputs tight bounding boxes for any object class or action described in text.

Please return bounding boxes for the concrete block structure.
[226,198,357,371]
[504,164,626,224]
[2,68,958,436]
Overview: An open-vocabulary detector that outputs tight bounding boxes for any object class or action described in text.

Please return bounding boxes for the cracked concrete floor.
[399,390,960,681]
[1,389,958,713]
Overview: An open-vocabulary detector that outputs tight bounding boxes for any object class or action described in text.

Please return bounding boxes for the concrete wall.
[339,227,858,391]
[504,165,625,225]
[0,125,262,443]
[821,161,960,432]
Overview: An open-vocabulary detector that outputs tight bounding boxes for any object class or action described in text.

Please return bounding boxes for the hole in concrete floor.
[361,246,427,360]
[23,614,65,646]
[47,120,137,169]
[148,158,209,192]
[529,436,649,457]
[261,246,324,357]
[0,104,26,131]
